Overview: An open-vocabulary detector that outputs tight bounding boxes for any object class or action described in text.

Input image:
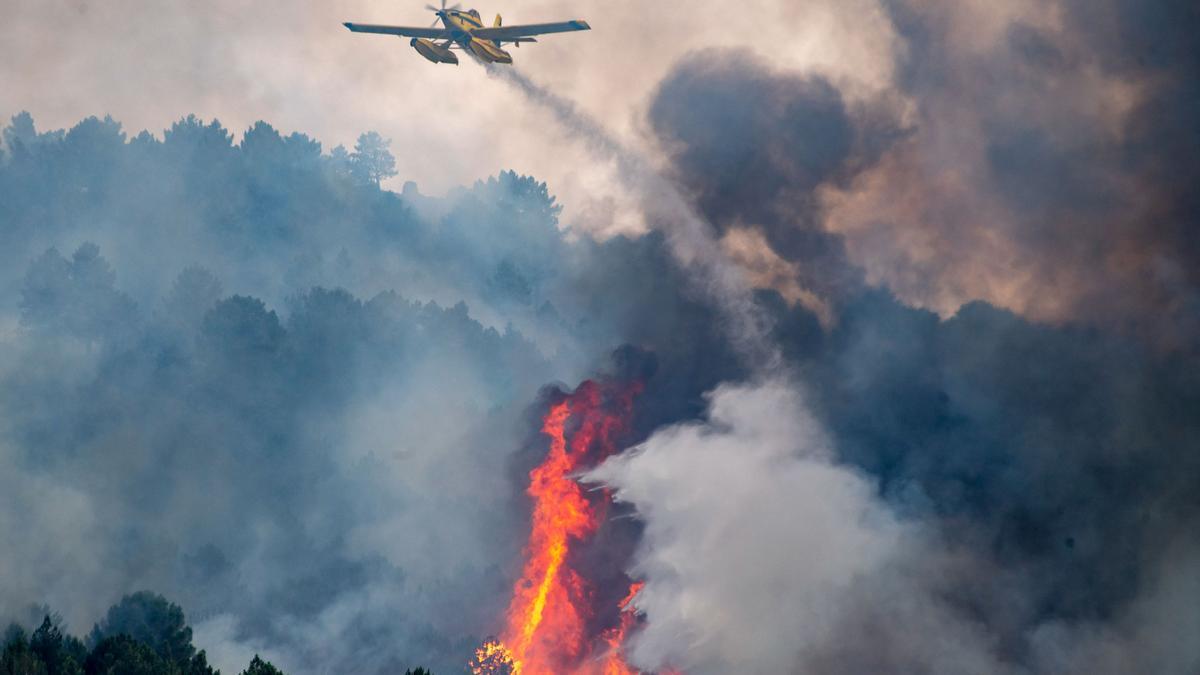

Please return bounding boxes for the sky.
[2,1,1199,674]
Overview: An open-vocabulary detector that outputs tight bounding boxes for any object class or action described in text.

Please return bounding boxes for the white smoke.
[587,382,1008,675]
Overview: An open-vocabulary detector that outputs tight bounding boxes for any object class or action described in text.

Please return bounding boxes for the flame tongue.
[598,582,645,675]
[471,381,643,675]
[507,398,592,670]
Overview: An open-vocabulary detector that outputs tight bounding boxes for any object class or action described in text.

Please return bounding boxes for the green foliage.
[89,592,194,668]
[3,111,39,152]
[29,617,83,675]
[19,244,138,344]
[200,296,286,361]
[2,626,47,675]
[351,131,397,186]
[0,595,311,675]
[160,266,224,336]
[83,636,169,675]
[183,652,217,675]
[237,656,283,675]
[0,595,439,675]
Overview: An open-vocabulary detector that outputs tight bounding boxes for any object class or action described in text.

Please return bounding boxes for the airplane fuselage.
[438,10,512,64]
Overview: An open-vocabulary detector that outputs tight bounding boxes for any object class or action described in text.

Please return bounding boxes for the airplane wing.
[471,20,591,40]
[343,22,452,39]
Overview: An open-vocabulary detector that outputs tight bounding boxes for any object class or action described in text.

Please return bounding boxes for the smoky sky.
[607,3,1199,669]
[820,0,1200,335]
[2,1,1199,674]
[646,49,902,305]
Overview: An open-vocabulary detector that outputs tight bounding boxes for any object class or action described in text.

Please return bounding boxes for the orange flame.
[470,381,647,675]
[597,582,645,675]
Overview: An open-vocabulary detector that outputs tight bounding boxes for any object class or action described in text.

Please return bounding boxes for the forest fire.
[470,380,645,675]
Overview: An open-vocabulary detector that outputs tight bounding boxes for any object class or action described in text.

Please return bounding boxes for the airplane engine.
[410,38,458,64]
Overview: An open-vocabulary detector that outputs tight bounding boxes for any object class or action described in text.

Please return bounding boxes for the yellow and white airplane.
[343,0,590,65]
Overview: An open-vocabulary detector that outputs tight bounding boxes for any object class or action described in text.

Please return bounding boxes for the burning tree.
[470,380,646,675]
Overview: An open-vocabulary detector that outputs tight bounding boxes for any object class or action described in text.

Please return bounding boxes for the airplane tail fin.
[494,14,502,27]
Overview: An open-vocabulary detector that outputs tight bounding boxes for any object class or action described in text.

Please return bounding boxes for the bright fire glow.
[598,582,645,675]
[470,381,647,675]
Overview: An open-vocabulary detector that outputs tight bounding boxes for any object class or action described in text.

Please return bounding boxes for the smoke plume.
[487,65,780,372]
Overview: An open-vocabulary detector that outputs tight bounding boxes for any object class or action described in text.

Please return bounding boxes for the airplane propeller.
[424,0,462,27]
[424,0,462,13]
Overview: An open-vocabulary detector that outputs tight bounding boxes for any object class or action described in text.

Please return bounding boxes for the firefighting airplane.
[343,0,591,65]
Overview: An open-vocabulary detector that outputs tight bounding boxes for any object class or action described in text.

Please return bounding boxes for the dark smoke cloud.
[826,0,1200,338]
[647,49,903,305]
[591,12,1200,673]
[800,293,1200,668]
